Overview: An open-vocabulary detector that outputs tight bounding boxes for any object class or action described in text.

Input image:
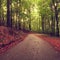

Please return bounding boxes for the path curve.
[0,34,60,60]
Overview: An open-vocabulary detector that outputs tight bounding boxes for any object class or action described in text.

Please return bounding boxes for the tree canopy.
[0,0,60,37]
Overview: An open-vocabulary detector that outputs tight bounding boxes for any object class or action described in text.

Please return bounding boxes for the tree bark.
[0,0,1,21]
[55,5,59,37]
[28,9,31,31]
[42,16,44,33]
[7,0,12,27]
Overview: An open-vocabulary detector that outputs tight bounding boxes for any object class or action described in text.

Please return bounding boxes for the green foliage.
[0,0,60,36]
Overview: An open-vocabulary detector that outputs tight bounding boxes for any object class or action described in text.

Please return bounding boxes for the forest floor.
[35,34,60,52]
[0,26,28,54]
[0,26,60,55]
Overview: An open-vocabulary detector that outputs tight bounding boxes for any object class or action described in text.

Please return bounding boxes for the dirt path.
[0,34,60,60]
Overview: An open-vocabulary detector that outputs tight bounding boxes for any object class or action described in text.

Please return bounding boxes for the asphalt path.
[0,34,60,60]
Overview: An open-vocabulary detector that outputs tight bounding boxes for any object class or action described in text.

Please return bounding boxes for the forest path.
[0,34,60,60]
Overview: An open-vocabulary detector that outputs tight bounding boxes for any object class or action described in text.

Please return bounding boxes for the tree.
[55,2,59,37]
[0,0,2,26]
[7,0,12,27]
[51,0,59,36]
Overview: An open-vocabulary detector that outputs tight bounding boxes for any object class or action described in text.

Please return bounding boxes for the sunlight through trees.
[0,0,60,37]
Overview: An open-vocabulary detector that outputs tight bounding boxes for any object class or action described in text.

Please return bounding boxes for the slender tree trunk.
[41,16,44,33]
[15,13,18,29]
[11,0,12,27]
[23,19,25,31]
[50,3,55,35]
[29,19,31,30]
[55,5,59,37]
[0,0,1,23]
[18,0,21,30]
[38,18,40,32]
[51,14,55,36]
[7,0,12,27]
[28,9,31,31]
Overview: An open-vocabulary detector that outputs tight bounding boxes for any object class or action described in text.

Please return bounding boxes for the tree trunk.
[51,14,55,36]
[42,16,44,33]
[7,0,12,27]
[28,9,31,31]
[55,5,59,37]
[50,1,59,36]
[18,0,21,30]
[0,0,1,22]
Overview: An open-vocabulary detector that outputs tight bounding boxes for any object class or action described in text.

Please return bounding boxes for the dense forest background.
[0,0,60,37]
